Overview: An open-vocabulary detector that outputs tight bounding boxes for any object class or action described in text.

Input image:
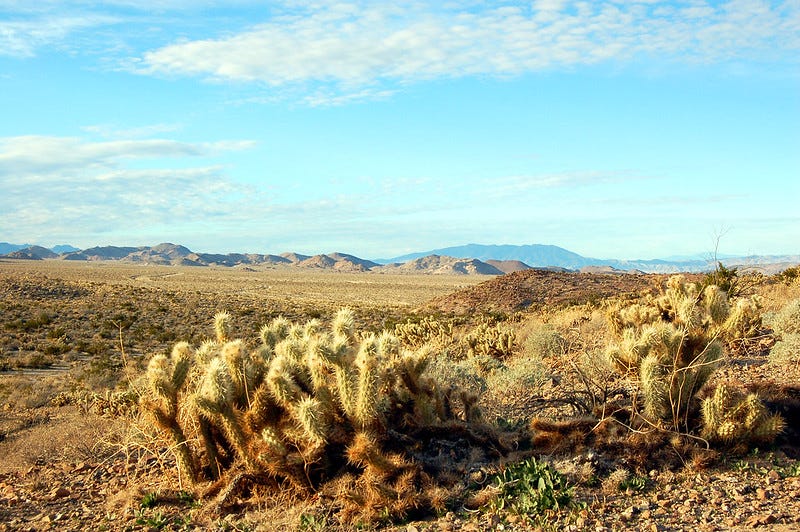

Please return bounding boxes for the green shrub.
[487,457,574,518]
[777,266,800,286]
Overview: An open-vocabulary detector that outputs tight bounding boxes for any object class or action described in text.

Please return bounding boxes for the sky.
[1,1,798,261]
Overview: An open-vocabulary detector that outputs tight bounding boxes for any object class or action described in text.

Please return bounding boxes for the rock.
[50,486,70,500]
[746,514,778,527]
[620,506,636,521]
[72,462,91,473]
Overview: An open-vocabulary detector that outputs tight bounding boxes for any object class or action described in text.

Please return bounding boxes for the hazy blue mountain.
[0,242,34,254]
[1,242,78,255]
[380,243,798,273]
[51,244,80,254]
[381,244,594,269]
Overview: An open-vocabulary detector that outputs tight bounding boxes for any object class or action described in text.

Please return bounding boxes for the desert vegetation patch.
[1,260,800,530]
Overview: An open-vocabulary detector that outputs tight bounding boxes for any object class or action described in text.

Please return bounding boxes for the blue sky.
[1,1,798,260]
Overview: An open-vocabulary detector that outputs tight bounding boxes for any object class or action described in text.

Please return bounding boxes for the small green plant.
[134,509,169,529]
[704,262,740,296]
[488,457,574,518]
[618,474,648,493]
[140,491,159,509]
[299,512,329,531]
[783,463,800,477]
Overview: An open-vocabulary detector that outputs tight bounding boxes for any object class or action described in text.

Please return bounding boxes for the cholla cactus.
[464,322,516,359]
[141,342,196,482]
[394,316,454,349]
[140,308,496,523]
[605,276,748,429]
[701,384,785,445]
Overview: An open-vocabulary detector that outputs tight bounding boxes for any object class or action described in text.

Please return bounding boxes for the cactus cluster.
[701,383,785,445]
[605,276,762,428]
[464,322,516,359]
[140,309,490,523]
[394,315,454,349]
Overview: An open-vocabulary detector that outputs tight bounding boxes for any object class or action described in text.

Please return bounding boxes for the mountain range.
[1,242,797,275]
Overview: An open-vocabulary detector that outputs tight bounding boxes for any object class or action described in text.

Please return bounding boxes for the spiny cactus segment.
[701,383,785,445]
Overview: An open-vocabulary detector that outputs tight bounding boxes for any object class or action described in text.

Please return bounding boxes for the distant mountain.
[0,242,34,254]
[1,245,58,260]
[383,244,592,269]
[63,245,140,261]
[2,240,797,275]
[379,255,504,275]
[0,242,79,256]
[51,244,80,254]
[281,252,311,263]
[382,243,799,274]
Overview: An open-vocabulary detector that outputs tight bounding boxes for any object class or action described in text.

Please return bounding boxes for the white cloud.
[137,0,799,101]
[0,15,118,57]
[0,135,258,244]
[0,136,254,179]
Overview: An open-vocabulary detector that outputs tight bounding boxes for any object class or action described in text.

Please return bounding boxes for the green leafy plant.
[488,458,574,518]
[618,474,648,493]
[140,491,159,509]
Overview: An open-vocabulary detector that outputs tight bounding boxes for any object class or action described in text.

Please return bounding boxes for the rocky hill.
[425,269,670,314]
[379,254,504,275]
[1,244,501,275]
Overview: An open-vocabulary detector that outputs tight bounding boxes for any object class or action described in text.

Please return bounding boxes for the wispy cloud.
[136,1,799,103]
[0,135,257,244]
[0,14,118,57]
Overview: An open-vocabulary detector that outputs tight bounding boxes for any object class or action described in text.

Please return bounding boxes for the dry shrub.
[0,406,125,473]
[770,298,800,335]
